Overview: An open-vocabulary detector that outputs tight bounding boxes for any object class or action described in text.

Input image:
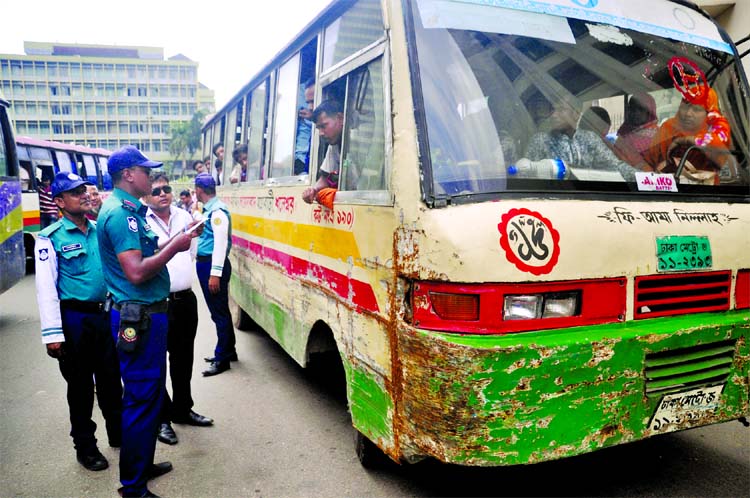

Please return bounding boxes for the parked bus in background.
[204,0,749,467]
[16,136,111,272]
[0,97,24,295]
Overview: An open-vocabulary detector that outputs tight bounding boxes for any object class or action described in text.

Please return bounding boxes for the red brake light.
[736,269,750,309]
[429,292,479,321]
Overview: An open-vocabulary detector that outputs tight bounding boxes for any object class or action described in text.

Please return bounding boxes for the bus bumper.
[393,311,749,465]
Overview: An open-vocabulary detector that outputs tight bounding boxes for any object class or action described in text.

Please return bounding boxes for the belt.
[60,299,106,313]
[196,255,212,262]
[113,300,169,314]
[169,289,194,300]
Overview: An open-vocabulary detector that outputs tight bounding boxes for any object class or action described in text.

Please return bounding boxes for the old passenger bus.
[0,97,24,295]
[203,0,750,466]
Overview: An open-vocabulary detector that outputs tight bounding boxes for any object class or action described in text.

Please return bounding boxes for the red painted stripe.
[24,216,41,227]
[232,235,380,313]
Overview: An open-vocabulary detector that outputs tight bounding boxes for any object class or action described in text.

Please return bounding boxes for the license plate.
[656,235,712,272]
[649,384,724,433]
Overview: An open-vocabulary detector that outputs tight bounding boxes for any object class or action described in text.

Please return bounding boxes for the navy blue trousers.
[59,308,122,453]
[196,258,236,362]
[111,308,167,496]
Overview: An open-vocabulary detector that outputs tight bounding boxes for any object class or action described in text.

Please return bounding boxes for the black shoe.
[204,352,238,363]
[77,448,108,471]
[157,423,178,445]
[202,360,230,377]
[148,461,173,479]
[172,410,214,426]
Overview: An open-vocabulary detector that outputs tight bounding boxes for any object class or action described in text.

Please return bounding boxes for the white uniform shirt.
[146,205,197,292]
[34,236,63,344]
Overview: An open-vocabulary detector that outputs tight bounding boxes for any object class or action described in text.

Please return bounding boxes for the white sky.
[0,0,333,111]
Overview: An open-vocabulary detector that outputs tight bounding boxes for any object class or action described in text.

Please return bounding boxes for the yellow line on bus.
[232,213,363,265]
[0,205,23,246]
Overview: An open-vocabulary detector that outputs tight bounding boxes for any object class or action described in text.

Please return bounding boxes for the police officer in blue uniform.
[35,172,122,472]
[194,173,237,376]
[97,146,198,498]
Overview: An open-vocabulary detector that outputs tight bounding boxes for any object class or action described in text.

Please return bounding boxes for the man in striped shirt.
[38,176,60,229]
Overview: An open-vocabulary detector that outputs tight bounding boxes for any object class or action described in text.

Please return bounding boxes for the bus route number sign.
[656,235,712,272]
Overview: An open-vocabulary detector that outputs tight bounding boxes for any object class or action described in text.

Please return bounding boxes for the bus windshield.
[409,0,750,202]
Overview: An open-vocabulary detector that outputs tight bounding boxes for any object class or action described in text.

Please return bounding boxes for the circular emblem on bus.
[498,208,560,275]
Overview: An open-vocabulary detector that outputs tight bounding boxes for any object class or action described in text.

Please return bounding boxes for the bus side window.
[341,58,386,192]
[246,80,269,182]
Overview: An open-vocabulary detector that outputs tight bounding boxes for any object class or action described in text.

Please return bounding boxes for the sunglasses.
[151,185,173,196]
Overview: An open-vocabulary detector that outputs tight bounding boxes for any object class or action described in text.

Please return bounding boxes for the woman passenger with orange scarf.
[644,86,730,184]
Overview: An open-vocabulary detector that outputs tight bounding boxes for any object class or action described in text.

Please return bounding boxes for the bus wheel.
[354,430,389,469]
[230,296,254,331]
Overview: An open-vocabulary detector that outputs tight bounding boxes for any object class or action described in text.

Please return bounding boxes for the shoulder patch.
[37,247,50,262]
[126,216,138,232]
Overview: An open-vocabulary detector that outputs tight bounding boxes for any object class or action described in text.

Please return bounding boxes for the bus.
[0,97,24,295]
[16,136,111,271]
[203,0,750,467]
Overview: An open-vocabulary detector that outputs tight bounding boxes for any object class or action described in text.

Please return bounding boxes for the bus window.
[269,53,301,179]
[322,0,384,71]
[81,154,97,184]
[340,58,386,192]
[98,156,112,191]
[293,38,318,176]
[211,119,225,185]
[16,146,33,190]
[245,80,269,182]
[54,150,74,173]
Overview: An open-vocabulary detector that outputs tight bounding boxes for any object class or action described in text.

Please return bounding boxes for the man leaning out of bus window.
[302,99,344,210]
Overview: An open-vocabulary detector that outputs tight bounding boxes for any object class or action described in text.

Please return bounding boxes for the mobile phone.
[185,217,206,234]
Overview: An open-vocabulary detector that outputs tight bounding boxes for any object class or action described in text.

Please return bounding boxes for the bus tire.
[230,296,254,331]
[354,430,388,469]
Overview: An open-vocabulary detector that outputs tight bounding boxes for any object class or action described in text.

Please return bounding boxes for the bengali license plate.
[649,384,724,433]
[656,235,712,272]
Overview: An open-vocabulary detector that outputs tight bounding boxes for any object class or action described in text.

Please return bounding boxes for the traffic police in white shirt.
[144,173,213,447]
[35,172,122,472]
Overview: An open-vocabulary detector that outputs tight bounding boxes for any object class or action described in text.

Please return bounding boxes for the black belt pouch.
[117,303,151,353]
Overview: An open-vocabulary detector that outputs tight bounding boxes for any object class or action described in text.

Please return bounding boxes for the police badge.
[127,216,138,232]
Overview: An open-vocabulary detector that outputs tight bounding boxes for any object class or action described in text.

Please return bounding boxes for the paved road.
[1,275,748,497]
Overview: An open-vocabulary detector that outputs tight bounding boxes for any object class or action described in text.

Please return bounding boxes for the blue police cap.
[195,172,216,189]
[51,172,93,197]
[108,145,163,174]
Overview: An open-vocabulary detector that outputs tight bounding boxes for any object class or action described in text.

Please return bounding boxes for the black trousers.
[58,308,122,453]
[161,289,198,421]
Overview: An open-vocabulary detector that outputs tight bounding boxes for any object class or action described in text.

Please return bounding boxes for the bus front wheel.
[354,430,389,469]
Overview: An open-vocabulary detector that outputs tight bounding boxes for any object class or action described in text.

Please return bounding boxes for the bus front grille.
[644,339,736,396]
[634,271,731,319]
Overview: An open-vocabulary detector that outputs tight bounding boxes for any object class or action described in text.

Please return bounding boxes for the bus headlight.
[503,295,543,320]
[503,292,579,320]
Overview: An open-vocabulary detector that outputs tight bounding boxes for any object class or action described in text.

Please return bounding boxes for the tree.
[168,110,207,174]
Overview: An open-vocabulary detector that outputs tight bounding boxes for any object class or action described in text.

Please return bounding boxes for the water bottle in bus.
[507,158,568,180]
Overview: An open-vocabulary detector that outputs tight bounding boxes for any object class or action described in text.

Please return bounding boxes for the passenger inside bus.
[212,143,224,185]
[644,86,731,184]
[578,106,612,144]
[229,144,248,184]
[294,79,315,175]
[302,100,344,209]
[614,93,659,166]
[524,102,637,181]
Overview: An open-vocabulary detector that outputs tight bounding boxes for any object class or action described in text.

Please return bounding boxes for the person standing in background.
[145,174,214,447]
[39,176,59,229]
[85,184,102,220]
[194,173,236,376]
[34,172,122,472]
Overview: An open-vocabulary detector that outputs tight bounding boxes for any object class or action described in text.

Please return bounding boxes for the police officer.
[194,173,237,376]
[97,146,198,498]
[35,172,122,472]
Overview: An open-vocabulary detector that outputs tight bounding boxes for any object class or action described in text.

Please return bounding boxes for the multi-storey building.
[0,41,215,163]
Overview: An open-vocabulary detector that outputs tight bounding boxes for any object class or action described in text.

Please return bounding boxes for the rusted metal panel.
[395,313,749,465]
